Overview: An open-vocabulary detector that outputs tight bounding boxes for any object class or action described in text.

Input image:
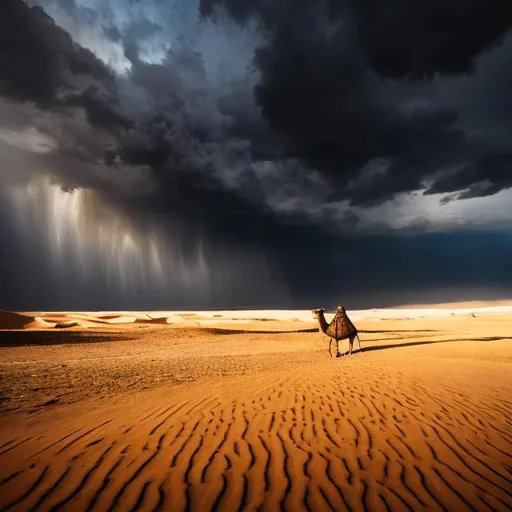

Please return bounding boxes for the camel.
[312,306,362,358]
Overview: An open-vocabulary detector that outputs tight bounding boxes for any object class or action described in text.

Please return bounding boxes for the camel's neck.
[316,312,330,333]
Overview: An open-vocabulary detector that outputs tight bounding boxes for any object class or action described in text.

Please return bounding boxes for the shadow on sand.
[204,327,320,335]
[0,326,320,346]
[359,329,439,333]
[0,331,137,347]
[338,336,512,356]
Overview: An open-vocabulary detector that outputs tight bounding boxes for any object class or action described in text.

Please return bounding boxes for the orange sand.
[0,307,511,511]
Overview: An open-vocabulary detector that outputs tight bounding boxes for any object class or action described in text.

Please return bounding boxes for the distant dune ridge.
[0,310,184,330]
[3,301,512,330]
[0,310,55,329]
[0,303,511,510]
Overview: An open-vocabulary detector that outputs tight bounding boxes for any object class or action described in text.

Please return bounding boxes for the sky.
[1,0,512,310]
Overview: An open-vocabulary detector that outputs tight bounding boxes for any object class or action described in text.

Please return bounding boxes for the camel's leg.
[349,335,354,355]
[329,338,332,357]
[356,334,363,353]
[336,339,341,358]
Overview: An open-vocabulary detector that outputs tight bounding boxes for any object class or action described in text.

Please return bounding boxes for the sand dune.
[0,310,55,330]
[5,303,512,332]
[0,309,511,510]
[53,320,81,328]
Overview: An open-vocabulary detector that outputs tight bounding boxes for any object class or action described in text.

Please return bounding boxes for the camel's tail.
[356,333,363,353]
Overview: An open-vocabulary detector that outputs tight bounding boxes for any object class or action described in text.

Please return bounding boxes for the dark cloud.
[103,23,122,42]
[202,0,512,78]
[0,1,282,248]
[62,86,132,130]
[0,0,115,106]
[425,150,512,200]
[354,0,512,80]
[199,0,512,204]
[255,230,512,309]
[4,0,512,215]
[1,0,512,309]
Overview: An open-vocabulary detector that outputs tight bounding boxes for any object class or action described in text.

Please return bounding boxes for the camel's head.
[312,308,325,319]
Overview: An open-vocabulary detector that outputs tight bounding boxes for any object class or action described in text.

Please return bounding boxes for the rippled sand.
[0,308,511,511]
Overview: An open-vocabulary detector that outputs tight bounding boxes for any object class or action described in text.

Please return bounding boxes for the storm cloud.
[1,0,512,309]
[200,0,512,205]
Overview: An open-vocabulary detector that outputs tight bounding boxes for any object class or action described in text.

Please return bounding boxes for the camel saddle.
[325,306,357,340]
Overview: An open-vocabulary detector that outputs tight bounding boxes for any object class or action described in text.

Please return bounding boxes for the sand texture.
[0,307,511,511]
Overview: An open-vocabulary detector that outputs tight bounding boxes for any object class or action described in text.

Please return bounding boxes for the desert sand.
[0,305,511,511]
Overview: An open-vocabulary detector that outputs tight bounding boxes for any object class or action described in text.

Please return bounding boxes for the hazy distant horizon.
[4,287,512,314]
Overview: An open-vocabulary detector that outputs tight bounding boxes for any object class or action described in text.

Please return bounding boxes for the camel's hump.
[326,308,357,339]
